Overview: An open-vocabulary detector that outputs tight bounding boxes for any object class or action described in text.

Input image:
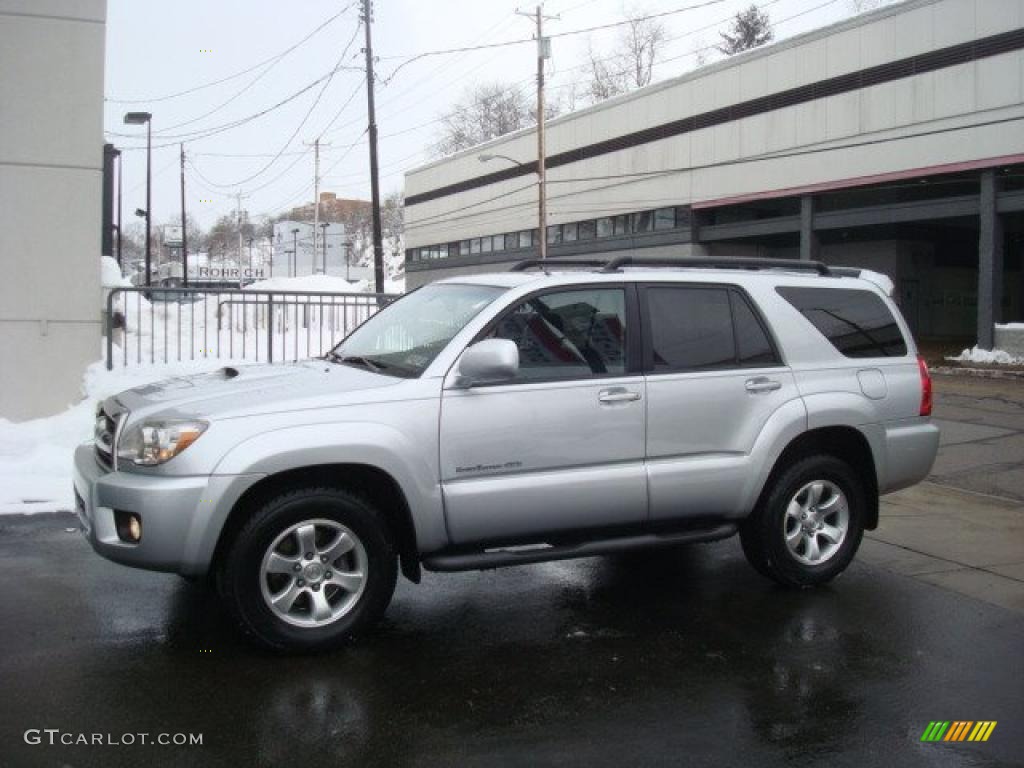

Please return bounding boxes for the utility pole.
[303,138,330,272]
[362,0,385,293]
[516,5,556,259]
[180,143,188,286]
[234,190,249,273]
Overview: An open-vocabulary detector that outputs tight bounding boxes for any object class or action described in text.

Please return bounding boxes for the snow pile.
[245,274,370,293]
[946,347,1024,366]
[244,273,404,294]
[101,255,132,288]
[0,359,244,515]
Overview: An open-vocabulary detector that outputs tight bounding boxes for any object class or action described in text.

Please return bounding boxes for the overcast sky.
[104,0,855,233]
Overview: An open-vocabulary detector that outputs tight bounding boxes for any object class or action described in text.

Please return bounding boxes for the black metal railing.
[104,286,397,370]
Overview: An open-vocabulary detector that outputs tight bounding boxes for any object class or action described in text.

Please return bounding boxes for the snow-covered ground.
[946,346,1024,366]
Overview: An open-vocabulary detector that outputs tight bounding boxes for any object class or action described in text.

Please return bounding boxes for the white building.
[272,220,358,279]
[1,0,107,419]
[405,0,1024,348]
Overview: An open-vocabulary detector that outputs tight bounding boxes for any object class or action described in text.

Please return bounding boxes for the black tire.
[218,486,397,652]
[739,455,866,587]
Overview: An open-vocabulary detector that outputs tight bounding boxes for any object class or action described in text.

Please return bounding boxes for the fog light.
[114,510,142,543]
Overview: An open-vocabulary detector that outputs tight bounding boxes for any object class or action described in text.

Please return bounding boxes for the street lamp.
[123,111,153,284]
[291,227,300,277]
[319,222,329,274]
[478,153,524,166]
[479,152,545,258]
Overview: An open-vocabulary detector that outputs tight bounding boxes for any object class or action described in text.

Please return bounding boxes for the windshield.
[328,283,505,377]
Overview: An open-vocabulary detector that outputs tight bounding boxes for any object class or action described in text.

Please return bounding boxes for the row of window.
[477,284,906,383]
[408,206,691,262]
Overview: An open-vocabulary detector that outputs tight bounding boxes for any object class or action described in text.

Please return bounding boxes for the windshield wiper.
[330,353,387,373]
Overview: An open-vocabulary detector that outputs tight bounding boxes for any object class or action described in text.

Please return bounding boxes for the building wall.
[0,0,106,420]
[404,0,1024,251]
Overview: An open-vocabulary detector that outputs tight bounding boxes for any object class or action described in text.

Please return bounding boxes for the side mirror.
[455,339,519,387]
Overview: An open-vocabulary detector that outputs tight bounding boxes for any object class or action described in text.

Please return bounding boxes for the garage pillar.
[977,170,1004,350]
[799,195,819,262]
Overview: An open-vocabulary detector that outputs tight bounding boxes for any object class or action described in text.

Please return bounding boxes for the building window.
[481,236,492,253]
[547,225,562,245]
[613,215,628,235]
[562,222,578,242]
[654,207,675,230]
[518,230,532,249]
[579,220,597,240]
[675,206,692,228]
[492,235,504,252]
[439,243,448,259]
[596,217,613,238]
[505,233,518,250]
[631,210,653,233]
[470,238,481,254]
[459,240,470,256]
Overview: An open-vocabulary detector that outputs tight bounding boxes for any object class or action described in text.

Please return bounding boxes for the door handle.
[598,387,642,404]
[745,377,782,394]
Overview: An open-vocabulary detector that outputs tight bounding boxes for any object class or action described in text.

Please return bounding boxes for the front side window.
[777,286,907,358]
[331,284,504,377]
[486,288,628,382]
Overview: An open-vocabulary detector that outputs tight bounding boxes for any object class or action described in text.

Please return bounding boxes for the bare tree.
[433,82,533,157]
[586,10,668,103]
[717,4,774,56]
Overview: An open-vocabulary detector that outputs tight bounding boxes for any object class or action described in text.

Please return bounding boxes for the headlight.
[117,420,208,466]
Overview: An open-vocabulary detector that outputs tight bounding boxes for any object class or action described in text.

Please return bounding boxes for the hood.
[108,361,400,421]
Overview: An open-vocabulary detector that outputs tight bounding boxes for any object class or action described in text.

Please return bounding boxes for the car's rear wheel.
[219,487,397,652]
[739,455,865,587]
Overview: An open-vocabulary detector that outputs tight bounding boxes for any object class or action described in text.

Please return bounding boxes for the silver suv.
[73,257,939,651]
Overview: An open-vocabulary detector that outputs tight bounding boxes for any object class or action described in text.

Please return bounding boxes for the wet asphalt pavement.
[1,511,1022,768]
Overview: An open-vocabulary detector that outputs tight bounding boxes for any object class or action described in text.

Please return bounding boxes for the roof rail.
[600,255,831,276]
[509,258,609,272]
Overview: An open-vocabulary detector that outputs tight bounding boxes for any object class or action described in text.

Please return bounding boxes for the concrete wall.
[0,0,106,420]
[404,0,1024,249]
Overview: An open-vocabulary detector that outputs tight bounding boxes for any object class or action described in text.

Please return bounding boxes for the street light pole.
[319,222,329,274]
[122,111,152,282]
[291,228,299,277]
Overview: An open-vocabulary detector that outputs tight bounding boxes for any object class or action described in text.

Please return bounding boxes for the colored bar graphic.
[922,721,997,742]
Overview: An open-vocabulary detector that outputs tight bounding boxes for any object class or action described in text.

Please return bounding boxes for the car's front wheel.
[219,487,397,652]
[739,455,865,587]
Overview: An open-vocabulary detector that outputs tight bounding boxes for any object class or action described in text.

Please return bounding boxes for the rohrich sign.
[191,266,266,280]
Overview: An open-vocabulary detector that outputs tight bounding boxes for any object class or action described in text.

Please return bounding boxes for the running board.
[422,523,737,572]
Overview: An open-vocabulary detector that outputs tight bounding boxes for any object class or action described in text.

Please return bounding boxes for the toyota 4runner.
[74,256,940,651]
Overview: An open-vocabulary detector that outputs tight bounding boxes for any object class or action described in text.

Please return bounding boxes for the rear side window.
[646,286,779,371]
[776,286,907,358]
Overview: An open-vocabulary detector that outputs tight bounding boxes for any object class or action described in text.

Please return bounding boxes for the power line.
[108,61,362,149]
[188,23,364,191]
[105,2,357,104]
[378,0,728,82]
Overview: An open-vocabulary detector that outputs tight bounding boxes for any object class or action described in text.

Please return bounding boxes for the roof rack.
[600,255,832,275]
[509,258,609,272]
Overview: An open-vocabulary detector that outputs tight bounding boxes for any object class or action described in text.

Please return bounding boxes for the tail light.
[917,354,933,416]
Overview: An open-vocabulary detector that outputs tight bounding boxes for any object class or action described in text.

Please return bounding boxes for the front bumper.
[72,443,261,576]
